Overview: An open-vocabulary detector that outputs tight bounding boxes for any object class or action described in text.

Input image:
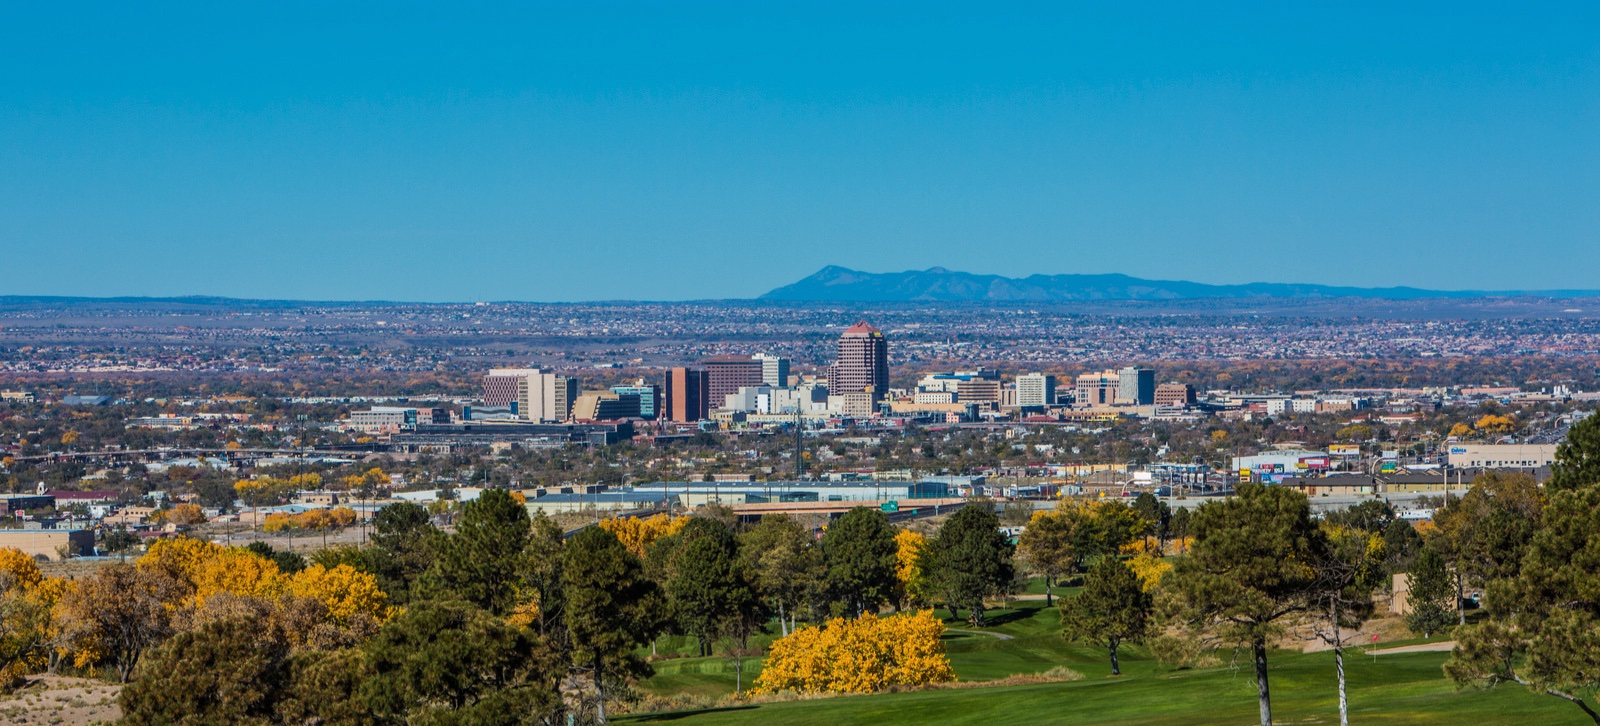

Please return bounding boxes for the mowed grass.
[628,602,1589,725]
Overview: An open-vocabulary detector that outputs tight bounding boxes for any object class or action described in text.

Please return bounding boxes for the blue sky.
[2,2,1597,301]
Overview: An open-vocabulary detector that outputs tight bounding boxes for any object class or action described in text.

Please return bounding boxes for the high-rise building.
[663,367,709,422]
[703,358,765,410]
[1154,383,1197,407]
[1016,373,1057,408]
[753,353,790,388]
[1117,366,1156,406]
[610,382,661,420]
[482,369,534,411]
[827,321,889,404]
[483,368,578,422]
[1075,370,1119,408]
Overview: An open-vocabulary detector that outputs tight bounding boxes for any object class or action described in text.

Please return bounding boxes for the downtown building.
[481,368,579,422]
[1015,373,1057,408]
[663,367,709,423]
[827,321,889,415]
[703,357,765,410]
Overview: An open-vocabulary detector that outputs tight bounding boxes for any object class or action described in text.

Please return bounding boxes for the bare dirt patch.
[0,675,122,725]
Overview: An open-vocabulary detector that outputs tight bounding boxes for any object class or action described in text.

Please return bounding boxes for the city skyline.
[3,3,1597,301]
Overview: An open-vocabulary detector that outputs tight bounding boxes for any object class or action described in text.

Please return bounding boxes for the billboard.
[1329,444,1360,456]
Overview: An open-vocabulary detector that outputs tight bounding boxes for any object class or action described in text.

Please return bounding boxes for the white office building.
[1016,373,1057,408]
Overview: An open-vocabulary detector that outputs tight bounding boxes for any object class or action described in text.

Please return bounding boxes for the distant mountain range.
[760,266,1600,302]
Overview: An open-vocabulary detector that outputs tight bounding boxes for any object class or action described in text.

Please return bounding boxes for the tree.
[1000,500,1034,527]
[1474,413,1518,436]
[1161,484,1321,726]
[821,507,899,617]
[754,611,954,694]
[1309,525,1385,726]
[515,511,568,643]
[0,553,50,684]
[1548,412,1600,493]
[563,526,664,724]
[1017,509,1079,606]
[361,600,554,724]
[287,564,391,627]
[244,541,305,575]
[274,648,375,726]
[1131,492,1171,553]
[103,526,140,556]
[1381,518,1423,575]
[367,502,438,604]
[119,615,289,725]
[61,564,182,682]
[1430,470,1544,626]
[1444,427,1600,724]
[428,489,530,615]
[893,528,931,609]
[921,503,1014,626]
[1061,556,1151,676]
[1077,500,1145,561]
[165,503,207,527]
[1405,548,1454,638]
[1322,500,1393,534]
[739,514,822,635]
[1169,506,1192,549]
[665,518,747,657]
[599,513,688,558]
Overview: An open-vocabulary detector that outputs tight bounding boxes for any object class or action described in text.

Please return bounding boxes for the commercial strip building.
[0,527,95,561]
[388,421,634,453]
[631,479,952,504]
[1445,443,1557,469]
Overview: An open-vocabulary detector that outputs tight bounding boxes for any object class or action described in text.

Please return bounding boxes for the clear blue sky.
[2,2,1597,301]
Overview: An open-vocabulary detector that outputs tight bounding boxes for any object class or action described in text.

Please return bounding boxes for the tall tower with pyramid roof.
[826,320,889,405]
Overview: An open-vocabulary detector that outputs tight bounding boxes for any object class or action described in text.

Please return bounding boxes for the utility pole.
[794,407,804,480]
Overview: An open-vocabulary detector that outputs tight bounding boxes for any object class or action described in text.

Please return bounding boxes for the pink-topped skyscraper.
[827,320,889,404]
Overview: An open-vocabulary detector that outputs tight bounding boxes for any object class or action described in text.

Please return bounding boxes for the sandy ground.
[1366,641,1456,655]
[0,676,121,725]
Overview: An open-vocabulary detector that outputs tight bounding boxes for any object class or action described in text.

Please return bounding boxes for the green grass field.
[625,601,1591,725]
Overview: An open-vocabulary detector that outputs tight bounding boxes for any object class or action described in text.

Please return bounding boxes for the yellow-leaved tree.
[755,610,954,695]
[0,548,50,682]
[287,564,391,625]
[165,503,207,527]
[137,536,223,587]
[1474,414,1518,436]
[894,529,931,608]
[137,537,286,606]
[599,513,689,558]
[191,547,286,604]
[1125,552,1172,592]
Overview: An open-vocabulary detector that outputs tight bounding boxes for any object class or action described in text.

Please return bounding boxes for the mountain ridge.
[760,266,1600,302]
